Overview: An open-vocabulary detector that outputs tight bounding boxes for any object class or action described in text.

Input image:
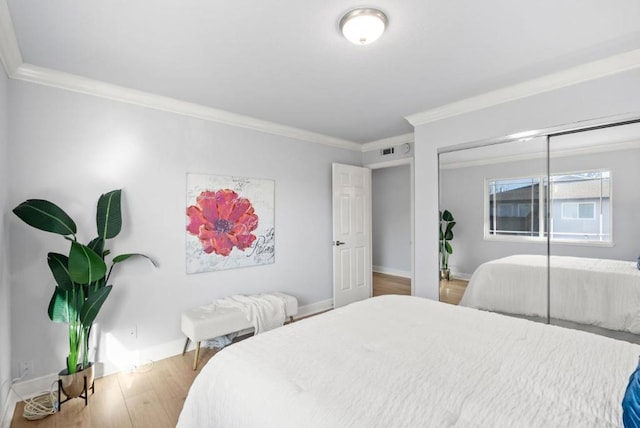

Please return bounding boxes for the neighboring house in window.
[487,178,541,238]
[550,174,610,241]
[486,171,611,244]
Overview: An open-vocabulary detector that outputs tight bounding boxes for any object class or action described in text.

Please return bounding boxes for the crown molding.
[361,132,413,152]
[11,64,362,151]
[406,49,640,127]
[0,0,22,76]
[440,139,640,170]
[0,5,360,150]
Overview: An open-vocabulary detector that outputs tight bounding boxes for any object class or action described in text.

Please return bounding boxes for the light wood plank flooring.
[372,272,411,296]
[439,278,468,305]
[10,348,218,428]
[373,271,468,306]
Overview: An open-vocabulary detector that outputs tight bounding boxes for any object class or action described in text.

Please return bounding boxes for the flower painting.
[187,189,258,256]
[186,174,275,273]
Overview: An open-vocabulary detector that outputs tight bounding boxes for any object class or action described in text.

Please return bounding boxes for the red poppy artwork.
[186,189,258,256]
[186,174,275,273]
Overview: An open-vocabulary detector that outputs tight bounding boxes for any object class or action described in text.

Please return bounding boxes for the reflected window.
[488,177,541,237]
[486,170,611,243]
[550,171,610,242]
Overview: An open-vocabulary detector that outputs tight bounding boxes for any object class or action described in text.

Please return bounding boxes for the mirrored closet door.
[439,118,640,344]
[438,137,548,319]
[548,121,640,343]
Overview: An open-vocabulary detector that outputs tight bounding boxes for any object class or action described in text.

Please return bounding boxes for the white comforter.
[177,295,640,428]
[459,255,640,333]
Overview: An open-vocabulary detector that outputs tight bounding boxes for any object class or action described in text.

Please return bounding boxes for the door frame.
[365,157,415,296]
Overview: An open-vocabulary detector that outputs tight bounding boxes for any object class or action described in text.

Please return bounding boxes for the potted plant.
[13,189,155,400]
[439,209,455,280]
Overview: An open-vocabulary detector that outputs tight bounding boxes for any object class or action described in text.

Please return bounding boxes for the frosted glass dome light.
[339,8,388,45]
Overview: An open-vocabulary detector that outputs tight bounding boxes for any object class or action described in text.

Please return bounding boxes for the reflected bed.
[177,294,638,428]
[460,255,640,334]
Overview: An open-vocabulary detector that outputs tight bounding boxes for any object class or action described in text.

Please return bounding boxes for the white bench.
[181,293,298,370]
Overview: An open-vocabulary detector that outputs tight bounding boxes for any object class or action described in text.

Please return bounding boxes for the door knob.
[334,241,346,246]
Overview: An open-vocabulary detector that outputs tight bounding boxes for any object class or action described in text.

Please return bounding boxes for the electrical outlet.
[18,360,34,378]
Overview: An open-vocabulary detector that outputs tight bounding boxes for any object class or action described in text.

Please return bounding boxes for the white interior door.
[332,163,372,308]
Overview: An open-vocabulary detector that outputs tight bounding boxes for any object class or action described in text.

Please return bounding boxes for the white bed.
[459,255,640,334]
[177,294,640,428]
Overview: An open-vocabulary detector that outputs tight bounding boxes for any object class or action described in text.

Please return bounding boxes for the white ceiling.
[3,0,640,145]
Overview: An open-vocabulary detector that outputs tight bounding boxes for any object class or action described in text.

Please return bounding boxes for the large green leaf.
[444,229,454,241]
[445,221,456,235]
[47,253,73,291]
[442,210,454,222]
[107,253,157,282]
[87,237,105,258]
[80,285,112,327]
[89,276,106,292]
[13,199,76,236]
[112,253,158,267]
[96,190,122,240]
[68,242,107,284]
[48,287,82,323]
[444,242,453,254]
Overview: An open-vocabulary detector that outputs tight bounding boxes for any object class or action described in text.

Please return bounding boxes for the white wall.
[7,80,361,379]
[0,65,11,419]
[414,69,640,299]
[440,147,640,276]
[372,165,411,276]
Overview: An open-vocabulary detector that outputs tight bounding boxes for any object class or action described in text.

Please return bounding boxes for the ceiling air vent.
[380,147,395,156]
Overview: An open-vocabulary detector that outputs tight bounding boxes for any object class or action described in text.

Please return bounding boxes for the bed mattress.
[459,255,640,333]
[177,295,640,427]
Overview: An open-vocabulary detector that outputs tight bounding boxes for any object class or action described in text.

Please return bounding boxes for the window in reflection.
[485,170,612,243]
[550,171,610,242]
[487,176,542,238]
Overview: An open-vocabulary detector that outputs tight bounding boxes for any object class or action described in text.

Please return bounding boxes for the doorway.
[369,158,414,296]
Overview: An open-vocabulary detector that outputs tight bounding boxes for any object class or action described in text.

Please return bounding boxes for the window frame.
[484,169,612,246]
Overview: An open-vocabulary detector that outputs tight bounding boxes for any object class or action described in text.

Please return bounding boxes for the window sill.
[483,235,614,247]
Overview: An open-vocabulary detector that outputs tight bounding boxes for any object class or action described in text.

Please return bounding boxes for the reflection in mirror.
[549,121,640,344]
[438,137,548,319]
[438,119,640,345]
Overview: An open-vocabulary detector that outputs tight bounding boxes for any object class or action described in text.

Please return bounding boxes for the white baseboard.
[451,271,472,281]
[372,265,411,278]
[295,299,333,319]
[4,298,333,423]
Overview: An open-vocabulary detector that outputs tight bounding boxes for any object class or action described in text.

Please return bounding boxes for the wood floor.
[372,271,468,306]
[372,272,411,296]
[439,278,468,305]
[11,274,466,427]
[10,348,218,428]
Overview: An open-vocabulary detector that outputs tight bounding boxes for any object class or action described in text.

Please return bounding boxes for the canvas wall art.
[186,173,275,273]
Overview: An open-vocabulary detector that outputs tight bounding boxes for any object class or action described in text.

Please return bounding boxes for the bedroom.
[1,1,640,427]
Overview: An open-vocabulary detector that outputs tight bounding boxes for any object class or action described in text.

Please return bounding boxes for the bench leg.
[182,337,191,356]
[193,341,201,371]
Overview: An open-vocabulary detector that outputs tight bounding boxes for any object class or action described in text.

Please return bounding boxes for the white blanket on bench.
[215,293,287,335]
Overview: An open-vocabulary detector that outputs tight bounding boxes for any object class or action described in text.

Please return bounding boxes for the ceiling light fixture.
[339,8,388,45]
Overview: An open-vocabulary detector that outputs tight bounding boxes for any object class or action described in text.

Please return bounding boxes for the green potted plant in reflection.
[439,209,455,281]
[13,189,156,399]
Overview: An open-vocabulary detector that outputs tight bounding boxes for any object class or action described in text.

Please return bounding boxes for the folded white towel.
[214,293,287,335]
